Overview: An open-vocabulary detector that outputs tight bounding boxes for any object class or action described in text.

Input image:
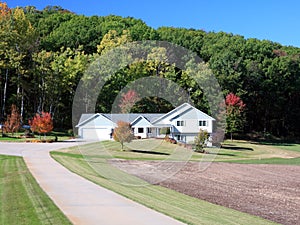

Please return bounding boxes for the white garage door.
[82,128,111,140]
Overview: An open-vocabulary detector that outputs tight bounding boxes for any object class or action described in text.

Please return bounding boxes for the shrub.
[194,129,209,153]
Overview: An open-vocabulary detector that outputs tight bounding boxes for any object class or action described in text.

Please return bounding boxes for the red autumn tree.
[119,90,140,113]
[225,93,246,141]
[113,121,134,150]
[29,112,53,139]
[4,104,21,136]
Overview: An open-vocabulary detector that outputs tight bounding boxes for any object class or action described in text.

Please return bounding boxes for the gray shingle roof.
[78,113,95,124]
[103,114,164,123]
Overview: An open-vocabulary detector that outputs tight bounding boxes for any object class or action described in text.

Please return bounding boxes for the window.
[176,120,184,126]
[176,135,185,141]
[199,120,207,127]
[138,128,144,133]
[147,128,152,134]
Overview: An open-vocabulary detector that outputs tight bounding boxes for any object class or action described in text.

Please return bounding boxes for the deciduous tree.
[29,111,53,139]
[119,90,140,113]
[113,121,134,150]
[4,104,20,136]
[225,93,246,140]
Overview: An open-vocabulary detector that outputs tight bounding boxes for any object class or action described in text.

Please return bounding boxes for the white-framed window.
[138,127,144,133]
[199,120,207,127]
[176,135,185,141]
[176,120,185,126]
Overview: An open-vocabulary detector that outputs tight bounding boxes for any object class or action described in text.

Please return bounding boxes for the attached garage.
[76,113,115,141]
[81,127,112,141]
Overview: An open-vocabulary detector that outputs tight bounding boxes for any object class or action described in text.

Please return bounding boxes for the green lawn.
[214,141,300,165]
[0,155,71,225]
[59,140,189,161]
[51,140,280,225]
[272,143,300,153]
[225,157,300,165]
[58,139,300,165]
[0,131,73,142]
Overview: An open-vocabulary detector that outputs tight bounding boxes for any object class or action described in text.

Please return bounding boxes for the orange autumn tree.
[0,2,11,17]
[113,121,134,150]
[29,112,53,139]
[4,104,21,136]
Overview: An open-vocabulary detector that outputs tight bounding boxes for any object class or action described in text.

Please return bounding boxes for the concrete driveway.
[0,142,185,225]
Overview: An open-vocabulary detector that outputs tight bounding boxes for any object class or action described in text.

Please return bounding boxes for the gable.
[152,103,191,125]
[76,114,114,127]
[171,107,215,121]
[131,116,153,127]
[153,103,214,125]
[76,103,214,129]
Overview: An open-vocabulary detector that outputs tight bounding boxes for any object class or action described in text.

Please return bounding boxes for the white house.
[76,103,215,143]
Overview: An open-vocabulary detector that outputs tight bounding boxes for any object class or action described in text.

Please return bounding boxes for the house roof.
[76,113,164,127]
[152,103,190,124]
[76,103,215,127]
[76,113,100,127]
[103,114,164,124]
[170,106,215,121]
[131,115,154,127]
[152,102,214,124]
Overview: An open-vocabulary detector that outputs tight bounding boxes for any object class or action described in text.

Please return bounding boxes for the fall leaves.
[29,112,53,135]
[113,121,134,150]
[3,105,53,137]
[3,104,20,135]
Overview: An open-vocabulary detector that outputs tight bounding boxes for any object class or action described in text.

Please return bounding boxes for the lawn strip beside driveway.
[0,142,185,225]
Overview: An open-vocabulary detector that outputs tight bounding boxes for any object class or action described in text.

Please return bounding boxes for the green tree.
[0,6,38,120]
[194,129,209,153]
[97,30,132,55]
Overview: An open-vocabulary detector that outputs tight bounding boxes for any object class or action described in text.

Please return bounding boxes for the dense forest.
[1,3,300,139]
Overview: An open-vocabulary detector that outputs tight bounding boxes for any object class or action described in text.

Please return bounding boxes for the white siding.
[80,127,112,140]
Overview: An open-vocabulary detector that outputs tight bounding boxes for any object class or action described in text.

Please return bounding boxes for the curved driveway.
[0,142,184,225]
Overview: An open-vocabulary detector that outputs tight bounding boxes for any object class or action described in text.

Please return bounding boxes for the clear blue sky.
[6,0,300,47]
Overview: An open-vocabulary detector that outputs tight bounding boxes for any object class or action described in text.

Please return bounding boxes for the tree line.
[1,2,300,139]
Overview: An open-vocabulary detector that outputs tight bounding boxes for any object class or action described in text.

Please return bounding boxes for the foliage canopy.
[1,2,300,139]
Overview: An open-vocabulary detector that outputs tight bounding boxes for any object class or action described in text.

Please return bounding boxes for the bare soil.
[111,160,300,225]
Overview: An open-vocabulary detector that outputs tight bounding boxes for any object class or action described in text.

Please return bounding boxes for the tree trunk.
[2,69,8,118]
[20,88,24,123]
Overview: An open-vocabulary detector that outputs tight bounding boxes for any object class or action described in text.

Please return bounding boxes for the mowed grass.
[0,155,71,225]
[0,131,73,142]
[225,157,300,165]
[57,139,300,165]
[51,141,279,225]
[271,143,300,153]
[58,139,189,161]
[215,141,300,165]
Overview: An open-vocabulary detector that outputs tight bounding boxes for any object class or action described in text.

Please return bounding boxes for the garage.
[81,127,112,140]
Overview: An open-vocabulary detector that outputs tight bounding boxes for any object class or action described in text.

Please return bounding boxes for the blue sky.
[6,0,300,47]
